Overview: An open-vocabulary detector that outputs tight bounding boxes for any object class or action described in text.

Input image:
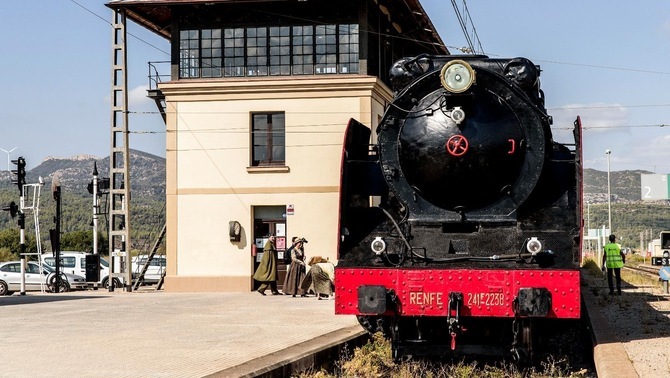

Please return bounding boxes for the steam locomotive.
[335,55,583,362]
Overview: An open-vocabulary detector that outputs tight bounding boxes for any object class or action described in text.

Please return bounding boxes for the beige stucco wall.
[160,76,392,292]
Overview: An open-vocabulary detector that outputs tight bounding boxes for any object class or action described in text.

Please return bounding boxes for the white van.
[42,251,123,289]
[131,255,165,284]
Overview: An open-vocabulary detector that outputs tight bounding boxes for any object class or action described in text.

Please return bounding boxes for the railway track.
[624,263,661,280]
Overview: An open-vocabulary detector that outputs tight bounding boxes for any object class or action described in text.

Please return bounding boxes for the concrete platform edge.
[206,324,368,378]
[582,287,639,378]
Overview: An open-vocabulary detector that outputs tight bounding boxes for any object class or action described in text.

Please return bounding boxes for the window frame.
[251,112,286,167]
[179,23,358,79]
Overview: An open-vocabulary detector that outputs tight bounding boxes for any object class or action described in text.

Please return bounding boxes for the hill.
[582,168,670,251]
[583,168,652,204]
[0,156,668,254]
[0,150,165,253]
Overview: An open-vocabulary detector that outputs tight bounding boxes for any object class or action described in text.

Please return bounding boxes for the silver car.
[0,261,87,295]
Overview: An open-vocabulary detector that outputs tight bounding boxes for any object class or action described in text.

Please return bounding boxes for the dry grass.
[298,332,589,378]
[581,259,601,278]
[584,255,661,291]
[622,270,656,287]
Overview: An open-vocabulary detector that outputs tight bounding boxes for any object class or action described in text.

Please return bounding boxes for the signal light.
[87,177,110,195]
[440,60,475,93]
[11,156,26,195]
[2,201,18,218]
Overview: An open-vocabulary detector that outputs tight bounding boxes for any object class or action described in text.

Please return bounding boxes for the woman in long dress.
[300,256,335,299]
[283,238,307,297]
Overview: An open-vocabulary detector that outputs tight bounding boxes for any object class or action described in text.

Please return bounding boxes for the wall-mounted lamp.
[229,221,241,242]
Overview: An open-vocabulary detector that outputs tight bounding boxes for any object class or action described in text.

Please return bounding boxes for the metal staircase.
[147,61,167,123]
[132,224,166,291]
[145,61,170,291]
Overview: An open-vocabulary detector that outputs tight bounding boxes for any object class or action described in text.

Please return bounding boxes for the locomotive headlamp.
[371,237,386,255]
[526,237,543,254]
[450,106,465,124]
[440,60,475,93]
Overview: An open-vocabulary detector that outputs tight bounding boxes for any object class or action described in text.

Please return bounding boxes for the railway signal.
[11,156,26,195]
[660,231,670,266]
[2,201,18,218]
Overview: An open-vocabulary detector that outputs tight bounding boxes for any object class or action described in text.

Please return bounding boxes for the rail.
[624,263,660,277]
[147,61,170,123]
[148,61,170,91]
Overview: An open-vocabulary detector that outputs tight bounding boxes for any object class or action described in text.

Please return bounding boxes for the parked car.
[42,251,122,289]
[0,261,87,295]
[131,255,166,285]
[41,263,89,291]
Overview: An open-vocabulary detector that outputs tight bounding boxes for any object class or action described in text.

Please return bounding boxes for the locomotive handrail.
[378,206,547,265]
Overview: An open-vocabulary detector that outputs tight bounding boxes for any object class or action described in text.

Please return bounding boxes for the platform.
[0,271,652,378]
[581,271,643,378]
[0,290,362,377]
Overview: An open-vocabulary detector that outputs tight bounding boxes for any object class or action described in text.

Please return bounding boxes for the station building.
[107,0,448,292]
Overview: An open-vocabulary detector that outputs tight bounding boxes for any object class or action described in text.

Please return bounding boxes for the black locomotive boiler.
[335,55,583,362]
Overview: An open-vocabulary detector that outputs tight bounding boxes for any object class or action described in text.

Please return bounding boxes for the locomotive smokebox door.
[516,288,551,317]
[358,286,387,314]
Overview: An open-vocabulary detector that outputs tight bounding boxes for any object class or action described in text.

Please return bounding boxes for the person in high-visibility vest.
[602,234,625,295]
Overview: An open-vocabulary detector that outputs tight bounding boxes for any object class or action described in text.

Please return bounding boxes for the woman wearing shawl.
[300,256,335,300]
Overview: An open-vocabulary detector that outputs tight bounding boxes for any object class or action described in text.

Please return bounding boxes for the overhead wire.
[73,0,670,163]
[72,0,670,81]
[69,0,170,56]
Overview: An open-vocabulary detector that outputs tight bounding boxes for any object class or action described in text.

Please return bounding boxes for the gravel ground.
[584,269,670,378]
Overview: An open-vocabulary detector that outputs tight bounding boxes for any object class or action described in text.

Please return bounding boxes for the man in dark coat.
[253,235,281,295]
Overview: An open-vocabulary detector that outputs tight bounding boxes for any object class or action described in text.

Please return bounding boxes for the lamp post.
[606,149,612,233]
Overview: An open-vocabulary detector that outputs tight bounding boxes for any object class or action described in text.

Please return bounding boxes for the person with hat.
[602,234,624,295]
[253,234,282,295]
[282,236,307,297]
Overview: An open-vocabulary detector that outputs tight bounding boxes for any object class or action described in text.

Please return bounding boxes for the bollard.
[664,280,669,294]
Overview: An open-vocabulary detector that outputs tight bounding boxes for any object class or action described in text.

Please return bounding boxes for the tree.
[0,228,38,261]
[60,230,109,255]
[0,228,20,255]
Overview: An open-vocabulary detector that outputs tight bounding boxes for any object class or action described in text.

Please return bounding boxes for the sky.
[1,0,669,174]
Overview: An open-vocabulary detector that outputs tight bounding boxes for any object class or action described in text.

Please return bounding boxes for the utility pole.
[10,157,26,295]
[605,149,612,233]
[109,8,132,291]
[51,177,61,293]
[88,163,110,289]
[93,163,99,258]
[90,163,101,289]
